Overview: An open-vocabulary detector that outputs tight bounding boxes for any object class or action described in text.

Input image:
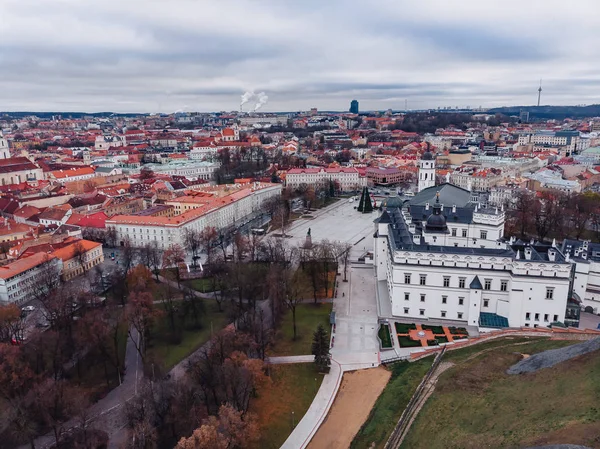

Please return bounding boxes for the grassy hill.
[400,338,600,449]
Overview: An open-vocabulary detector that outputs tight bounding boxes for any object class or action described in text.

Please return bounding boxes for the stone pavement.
[280,214,381,449]
[268,355,314,364]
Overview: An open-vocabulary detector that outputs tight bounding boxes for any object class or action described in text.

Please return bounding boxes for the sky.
[2,0,600,113]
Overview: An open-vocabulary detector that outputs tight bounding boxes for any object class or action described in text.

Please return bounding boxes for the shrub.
[395,322,417,334]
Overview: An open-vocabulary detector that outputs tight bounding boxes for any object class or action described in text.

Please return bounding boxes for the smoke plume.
[240,91,255,108]
[254,92,268,111]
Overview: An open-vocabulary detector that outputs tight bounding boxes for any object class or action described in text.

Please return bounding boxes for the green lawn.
[443,336,546,363]
[182,277,216,293]
[378,323,393,349]
[270,303,332,356]
[251,364,324,449]
[400,338,594,449]
[146,300,228,372]
[350,358,434,449]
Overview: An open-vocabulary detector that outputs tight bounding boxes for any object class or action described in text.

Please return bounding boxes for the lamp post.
[291,410,295,429]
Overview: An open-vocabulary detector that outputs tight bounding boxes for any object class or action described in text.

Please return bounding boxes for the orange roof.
[50,167,95,179]
[50,239,102,262]
[0,253,56,280]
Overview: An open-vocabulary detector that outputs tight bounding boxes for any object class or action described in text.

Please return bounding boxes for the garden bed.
[448,326,469,335]
[394,322,417,334]
[422,324,444,334]
[378,323,393,349]
[398,335,422,348]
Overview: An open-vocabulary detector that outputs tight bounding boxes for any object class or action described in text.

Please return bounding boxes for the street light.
[291,410,295,429]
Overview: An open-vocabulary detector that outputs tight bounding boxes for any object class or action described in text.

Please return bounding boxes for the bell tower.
[0,132,9,159]
[418,147,436,192]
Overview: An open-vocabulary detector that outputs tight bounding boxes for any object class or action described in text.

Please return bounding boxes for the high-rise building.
[349,99,359,114]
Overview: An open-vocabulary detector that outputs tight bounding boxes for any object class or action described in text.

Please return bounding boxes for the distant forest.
[488,104,600,120]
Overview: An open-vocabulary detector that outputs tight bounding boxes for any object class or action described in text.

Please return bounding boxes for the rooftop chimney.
[524,247,533,260]
[548,248,556,262]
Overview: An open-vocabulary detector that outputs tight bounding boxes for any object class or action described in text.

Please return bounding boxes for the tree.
[175,404,259,449]
[126,291,162,362]
[184,229,203,268]
[336,242,352,282]
[140,167,155,180]
[199,227,219,264]
[0,304,23,343]
[312,324,331,373]
[283,269,306,341]
[140,240,162,281]
[163,243,186,288]
[362,187,373,213]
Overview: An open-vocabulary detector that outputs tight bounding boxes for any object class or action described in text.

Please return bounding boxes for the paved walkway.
[280,215,381,449]
[268,355,314,364]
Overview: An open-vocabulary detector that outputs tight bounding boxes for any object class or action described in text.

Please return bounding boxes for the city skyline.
[2,0,600,112]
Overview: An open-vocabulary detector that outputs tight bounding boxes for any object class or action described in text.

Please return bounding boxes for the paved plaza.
[285,199,377,249]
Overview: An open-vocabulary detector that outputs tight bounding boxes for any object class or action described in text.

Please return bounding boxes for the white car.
[21,306,36,312]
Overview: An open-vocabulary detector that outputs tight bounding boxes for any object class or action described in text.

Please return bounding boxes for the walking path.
[268,355,314,364]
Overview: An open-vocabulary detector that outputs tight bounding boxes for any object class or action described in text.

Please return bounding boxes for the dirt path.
[308,367,391,449]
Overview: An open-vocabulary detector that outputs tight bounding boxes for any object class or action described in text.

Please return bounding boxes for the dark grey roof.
[422,150,434,160]
[470,275,483,289]
[377,210,392,224]
[408,183,472,208]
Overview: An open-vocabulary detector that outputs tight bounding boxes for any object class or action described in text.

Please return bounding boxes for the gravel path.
[507,338,600,375]
[524,445,594,449]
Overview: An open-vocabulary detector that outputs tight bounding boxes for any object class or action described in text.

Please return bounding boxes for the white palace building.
[374,150,581,329]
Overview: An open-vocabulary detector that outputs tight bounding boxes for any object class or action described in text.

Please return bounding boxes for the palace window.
[441,311,447,318]
[442,296,447,304]
[459,278,466,288]
[419,309,425,316]
[457,312,463,319]
[500,280,508,292]
[458,297,464,305]
[443,276,450,287]
[451,228,457,236]
[420,294,426,302]
[483,299,489,308]
[484,279,491,290]
[404,273,411,284]
[526,312,531,320]
[404,293,410,301]
[404,308,409,314]
[546,287,554,299]
[480,230,488,239]
[544,314,549,322]
[419,274,427,285]
[553,314,558,322]
[534,313,540,321]
[462,229,467,237]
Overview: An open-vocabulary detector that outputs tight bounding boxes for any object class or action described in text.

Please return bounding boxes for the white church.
[374,149,580,329]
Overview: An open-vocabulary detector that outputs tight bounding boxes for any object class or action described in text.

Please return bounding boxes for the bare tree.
[184,228,202,268]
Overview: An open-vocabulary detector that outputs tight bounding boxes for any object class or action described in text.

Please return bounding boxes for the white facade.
[0,132,9,159]
[285,168,367,191]
[417,154,436,192]
[0,254,62,305]
[140,161,219,180]
[374,187,573,329]
[107,184,282,250]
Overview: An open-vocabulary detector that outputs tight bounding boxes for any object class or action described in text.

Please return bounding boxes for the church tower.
[0,132,9,159]
[418,148,436,192]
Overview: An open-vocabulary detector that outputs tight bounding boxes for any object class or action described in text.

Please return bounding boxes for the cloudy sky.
[2,0,600,113]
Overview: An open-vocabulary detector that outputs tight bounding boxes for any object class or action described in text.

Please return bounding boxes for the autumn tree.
[127,264,154,293]
[126,291,162,362]
[163,243,186,288]
[283,269,307,341]
[199,226,219,264]
[0,303,23,343]
[175,404,259,449]
[140,240,162,281]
